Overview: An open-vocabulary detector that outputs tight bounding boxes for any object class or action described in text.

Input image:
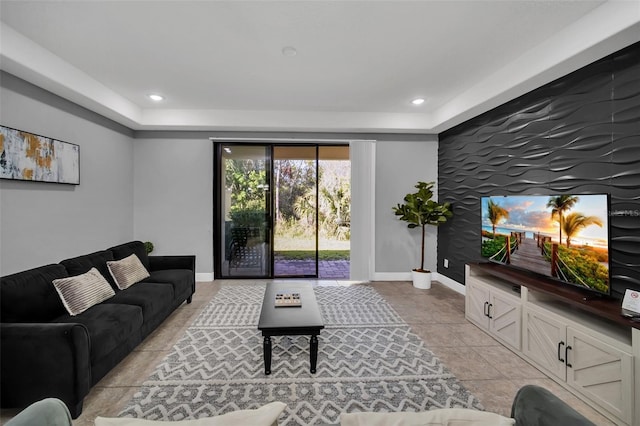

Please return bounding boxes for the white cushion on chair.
[340,408,515,426]
[94,401,286,426]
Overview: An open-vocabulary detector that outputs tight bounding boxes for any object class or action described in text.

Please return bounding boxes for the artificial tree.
[393,181,453,287]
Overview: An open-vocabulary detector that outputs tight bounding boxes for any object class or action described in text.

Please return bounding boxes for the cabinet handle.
[557,341,565,362]
[484,301,489,317]
[565,345,572,368]
[488,303,493,319]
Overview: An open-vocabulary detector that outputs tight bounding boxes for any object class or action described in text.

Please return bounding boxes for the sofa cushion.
[1,264,68,322]
[108,241,150,270]
[60,250,117,289]
[143,269,193,301]
[107,254,150,290]
[52,304,143,363]
[102,282,174,319]
[52,268,116,316]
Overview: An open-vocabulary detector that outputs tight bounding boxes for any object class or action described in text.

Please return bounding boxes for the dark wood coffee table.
[258,282,324,375]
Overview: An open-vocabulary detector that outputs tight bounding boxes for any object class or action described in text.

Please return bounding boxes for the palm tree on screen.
[547,195,579,245]
[562,212,603,248]
[487,199,509,237]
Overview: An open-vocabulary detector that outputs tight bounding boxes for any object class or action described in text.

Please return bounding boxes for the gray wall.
[375,138,439,273]
[437,42,640,297]
[131,132,439,278]
[132,135,214,274]
[0,72,134,275]
[0,73,439,278]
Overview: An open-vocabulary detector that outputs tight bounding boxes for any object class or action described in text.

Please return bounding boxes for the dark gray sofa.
[510,384,595,426]
[0,241,195,419]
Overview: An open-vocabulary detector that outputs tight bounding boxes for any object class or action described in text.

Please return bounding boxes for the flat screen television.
[481,194,610,296]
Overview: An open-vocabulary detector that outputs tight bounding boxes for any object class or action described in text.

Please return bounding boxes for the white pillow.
[94,401,286,426]
[340,408,515,426]
[107,254,150,290]
[52,267,115,316]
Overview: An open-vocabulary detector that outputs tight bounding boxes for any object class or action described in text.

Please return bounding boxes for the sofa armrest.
[148,255,195,272]
[148,255,196,295]
[1,323,91,418]
[511,385,595,426]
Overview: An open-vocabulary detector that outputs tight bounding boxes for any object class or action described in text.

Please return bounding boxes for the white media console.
[465,263,639,426]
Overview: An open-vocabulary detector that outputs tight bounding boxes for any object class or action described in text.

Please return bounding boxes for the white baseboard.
[372,272,412,281]
[433,272,466,296]
[372,271,465,296]
[196,272,214,282]
[196,271,465,296]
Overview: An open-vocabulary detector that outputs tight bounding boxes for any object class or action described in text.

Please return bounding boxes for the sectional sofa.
[0,241,195,418]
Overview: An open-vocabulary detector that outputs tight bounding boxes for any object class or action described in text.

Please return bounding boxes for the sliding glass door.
[214,143,350,279]
[217,144,272,277]
[317,146,351,279]
[273,146,318,277]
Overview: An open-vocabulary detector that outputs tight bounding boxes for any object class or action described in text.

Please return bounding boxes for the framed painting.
[0,125,80,185]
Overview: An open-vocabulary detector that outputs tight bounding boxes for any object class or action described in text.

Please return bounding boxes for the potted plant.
[392,181,453,289]
[143,241,154,254]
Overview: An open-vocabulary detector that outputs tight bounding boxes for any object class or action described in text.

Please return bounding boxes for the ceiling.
[1,1,639,134]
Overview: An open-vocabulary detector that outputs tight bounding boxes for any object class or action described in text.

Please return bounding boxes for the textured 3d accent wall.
[438,42,640,298]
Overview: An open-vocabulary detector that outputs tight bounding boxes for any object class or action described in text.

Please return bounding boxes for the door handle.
[484,301,489,317]
[488,303,493,319]
[565,345,572,368]
[558,341,565,363]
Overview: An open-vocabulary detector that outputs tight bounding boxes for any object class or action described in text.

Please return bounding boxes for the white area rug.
[119,284,483,425]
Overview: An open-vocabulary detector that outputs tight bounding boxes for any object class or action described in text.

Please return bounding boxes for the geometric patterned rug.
[119,284,483,425]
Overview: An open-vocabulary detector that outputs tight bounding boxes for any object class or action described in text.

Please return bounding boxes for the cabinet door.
[489,291,521,350]
[465,279,490,330]
[523,306,566,380]
[566,328,633,425]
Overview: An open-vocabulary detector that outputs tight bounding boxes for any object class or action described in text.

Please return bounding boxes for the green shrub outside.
[274,250,350,261]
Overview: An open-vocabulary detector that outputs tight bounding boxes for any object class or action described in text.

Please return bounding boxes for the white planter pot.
[411,270,432,289]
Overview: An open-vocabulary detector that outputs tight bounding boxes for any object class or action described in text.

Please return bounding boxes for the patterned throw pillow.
[107,254,150,290]
[52,267,116,316]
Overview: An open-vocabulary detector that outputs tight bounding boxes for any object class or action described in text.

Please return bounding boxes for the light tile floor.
[1,280,615,425]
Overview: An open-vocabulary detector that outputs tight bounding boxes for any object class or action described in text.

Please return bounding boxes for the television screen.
[481,194,610,295]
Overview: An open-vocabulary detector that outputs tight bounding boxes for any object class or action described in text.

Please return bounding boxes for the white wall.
[132,136,213,275]
[0,72,134,275]
[374,138,439,277]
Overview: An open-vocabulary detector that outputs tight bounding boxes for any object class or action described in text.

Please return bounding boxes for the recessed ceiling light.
[411,98,425,105]
[148,94,164,102]
[282,46,297,57]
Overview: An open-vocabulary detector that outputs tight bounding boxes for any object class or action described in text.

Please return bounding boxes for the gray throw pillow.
[52,267,115,316]
[107,254,150,290]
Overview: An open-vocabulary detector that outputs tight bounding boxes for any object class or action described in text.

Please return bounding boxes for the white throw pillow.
[340,408,515,426]
[52,267,115,316]
[94,401,286,426]
[107,254,150,290]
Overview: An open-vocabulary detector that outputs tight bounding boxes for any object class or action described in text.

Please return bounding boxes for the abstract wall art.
[0,126,80,185]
